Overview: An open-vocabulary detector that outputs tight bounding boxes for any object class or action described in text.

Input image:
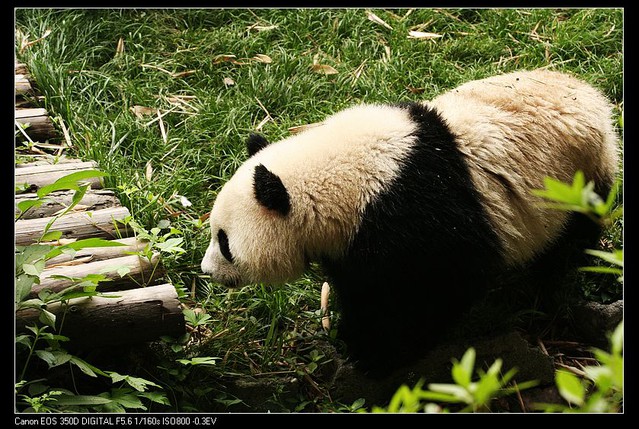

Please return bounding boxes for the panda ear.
[253,164,291,216]
[246,133,270,157]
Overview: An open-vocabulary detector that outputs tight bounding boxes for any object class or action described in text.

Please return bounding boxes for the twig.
[15,120,34,144]
[143,106,177,127]
[537,338,549,356]
[556,362,587,377]
[513,381,527,412]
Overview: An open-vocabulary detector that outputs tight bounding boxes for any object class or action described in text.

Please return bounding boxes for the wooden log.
[45,237,148,267]
[15,62,29,75]
[16,108,48,118]
[15,108,57,141]
[15,74,32,96]
[16,98,39,109]
[16,189,121,219]
[16,283,185,347]
[15,157,83,167]
[31,252,163,297]
[15,160,102,191]
[15,206,132,246]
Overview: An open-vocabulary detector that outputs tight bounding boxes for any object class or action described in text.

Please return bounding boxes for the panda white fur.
[201,69,619,373]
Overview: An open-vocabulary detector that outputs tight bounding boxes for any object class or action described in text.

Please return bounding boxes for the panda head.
[200,134,310,288]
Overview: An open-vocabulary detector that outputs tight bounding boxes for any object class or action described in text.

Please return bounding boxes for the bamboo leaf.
[408,30,443,39]
[366,10,393,30]
[584,249,623,267]
[555,370,585,406]
[311,64,339,75]
[451,348,475,387]
[252,54,272,63]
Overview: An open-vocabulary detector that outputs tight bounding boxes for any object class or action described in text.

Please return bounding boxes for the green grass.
[15,8,623,412]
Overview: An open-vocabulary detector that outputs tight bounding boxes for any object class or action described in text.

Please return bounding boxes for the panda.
[201,69,619,375]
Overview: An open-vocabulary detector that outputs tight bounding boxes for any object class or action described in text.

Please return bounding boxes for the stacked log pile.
[15,62,185,347]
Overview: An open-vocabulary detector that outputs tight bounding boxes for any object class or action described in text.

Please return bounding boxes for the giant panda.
[201,69,619,374]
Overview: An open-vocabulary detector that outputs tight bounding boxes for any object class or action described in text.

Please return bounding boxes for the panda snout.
[201,245,242,288]
[200,244,216,274]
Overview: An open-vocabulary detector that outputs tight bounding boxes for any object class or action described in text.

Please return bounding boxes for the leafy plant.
[538,321,623,412]
[532,170,623,299]
[531,170,622,227]
[15,171,169,412]
[366,348,537,413]
[531,171,623,412]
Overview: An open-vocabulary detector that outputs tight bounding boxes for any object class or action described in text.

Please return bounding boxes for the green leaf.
[604,180,620,211]
[555,370,585,406]
[579,266,623,275]
[104,388,147,410]
[17,199,44,216]
[474,372,502,405]
[451,347,475,387]
[45,238,127,260]
[531,171,596,210]
[154,237,186,253]
[350,397,366,411]
[177,357,218,366]
[583,365,613,392]
[40,230,63,242]
[610,321,623,356]
[56,288,102,301]
[486,357,503,377]
[386,385,420,412]
[54,393,112,406]
[139,391,170,405]
[15,335,33,348]
[20,298,46,310]
[17,244,53,267]
[15,274,36,304]
[584,249,623,267]
[68,237,128,250]
[157,219,171,229]
[39,309,57,328]
[22,261,45,277]
[69,356,107,377]
[427,383,473,403]
[108,372,161,392]
[418,390,463,403]
[116,266,132,278]
[37,170,107,198]
[35,349,72,368]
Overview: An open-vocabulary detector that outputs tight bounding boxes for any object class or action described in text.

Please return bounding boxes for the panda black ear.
[253,164,291,216]
[246,133,270,157]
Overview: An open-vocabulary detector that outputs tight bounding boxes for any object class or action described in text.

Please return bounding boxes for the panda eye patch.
[217,229,234,263]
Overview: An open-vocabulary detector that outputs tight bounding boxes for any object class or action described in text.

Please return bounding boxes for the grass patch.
[15,8,623,412]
